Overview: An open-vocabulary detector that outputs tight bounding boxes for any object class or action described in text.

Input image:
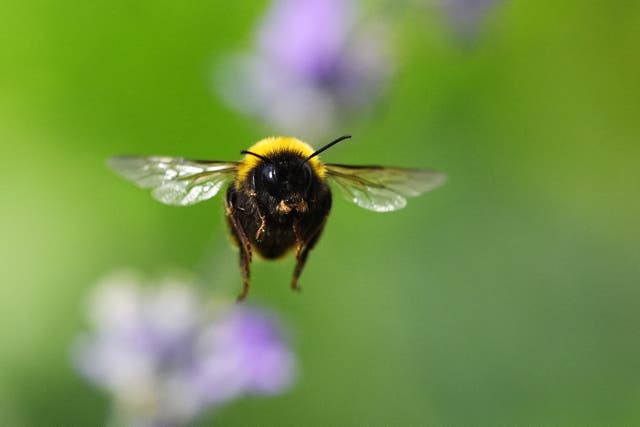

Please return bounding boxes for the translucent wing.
[325,164,446,212]
[108,156,238,206]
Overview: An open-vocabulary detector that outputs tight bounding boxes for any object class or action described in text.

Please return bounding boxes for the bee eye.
[262,164,277,184]
[301,163,313,191]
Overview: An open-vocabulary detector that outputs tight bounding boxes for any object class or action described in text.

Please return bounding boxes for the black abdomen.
[225,185,331,260]
[253,224,297,259]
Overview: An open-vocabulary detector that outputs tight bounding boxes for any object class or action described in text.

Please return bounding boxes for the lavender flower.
[216,0,392,138]
[72,272,296,427]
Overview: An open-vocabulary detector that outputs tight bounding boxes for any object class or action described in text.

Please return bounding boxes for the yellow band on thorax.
[235,137,326,185]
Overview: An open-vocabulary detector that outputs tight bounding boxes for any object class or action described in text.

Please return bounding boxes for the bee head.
[240,135,351,213]
[253,154,313,204]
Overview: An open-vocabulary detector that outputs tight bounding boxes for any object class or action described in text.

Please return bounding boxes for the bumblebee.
[108,135,445,300]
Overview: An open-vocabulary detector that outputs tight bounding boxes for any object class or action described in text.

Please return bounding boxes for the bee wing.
[325,164,446,212]
[108,156,238,206]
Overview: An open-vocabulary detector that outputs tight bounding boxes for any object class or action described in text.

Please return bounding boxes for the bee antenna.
[305,135,352,162]
[241,150,271,163]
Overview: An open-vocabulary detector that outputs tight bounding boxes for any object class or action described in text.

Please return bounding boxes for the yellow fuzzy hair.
[235,137,326,186]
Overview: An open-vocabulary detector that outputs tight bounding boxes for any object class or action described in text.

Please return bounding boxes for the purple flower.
[72,271,297,427]
[216,0,392,138]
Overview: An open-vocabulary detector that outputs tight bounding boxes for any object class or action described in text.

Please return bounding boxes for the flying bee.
[108,135,446,300]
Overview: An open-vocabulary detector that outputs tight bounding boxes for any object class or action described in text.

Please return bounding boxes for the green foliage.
[1,0,639,425]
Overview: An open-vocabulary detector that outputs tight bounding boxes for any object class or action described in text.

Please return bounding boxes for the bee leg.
[291,220,326,292]
[255,210,266,241]
[230,216,252,301]
[237,249,251,301]
[225,195,253,301]
[291,246,309,292]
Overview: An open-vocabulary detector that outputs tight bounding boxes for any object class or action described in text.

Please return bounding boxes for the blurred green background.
[2,0,640,425]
